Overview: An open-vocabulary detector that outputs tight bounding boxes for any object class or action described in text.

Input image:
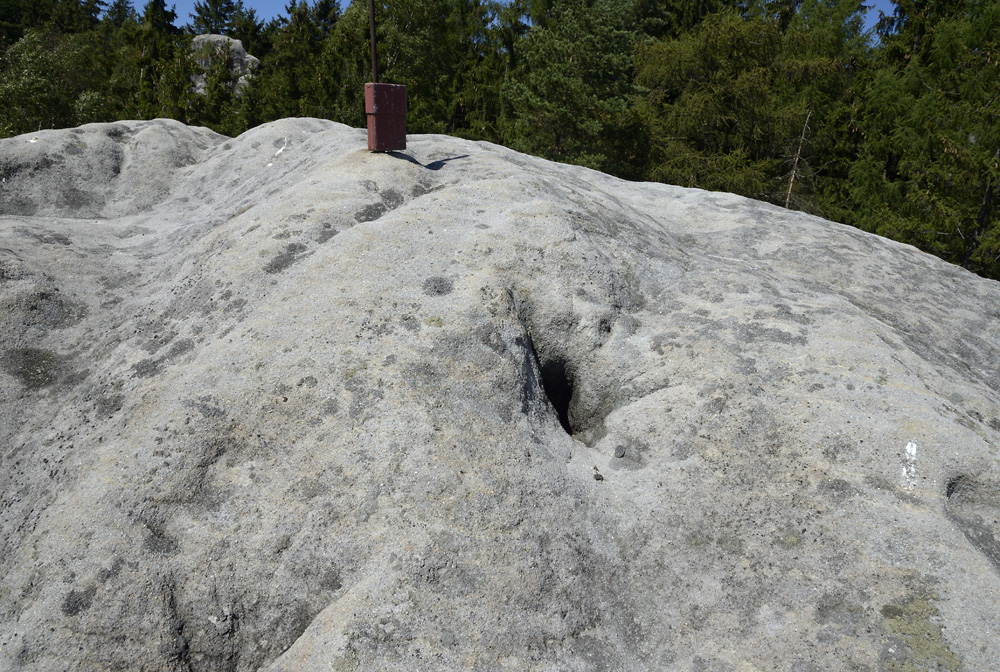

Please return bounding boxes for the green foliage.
[315,0,368,126]
[635,9,788,198]
[502,0,640,172]
[190,0,237,34]
[103,0,134,28]
[244,1,324,120]
[635,1,866,211]
[228,7,265,55]
[631,0,737,39]
[850,0,1000,278]
[0,29,108,135]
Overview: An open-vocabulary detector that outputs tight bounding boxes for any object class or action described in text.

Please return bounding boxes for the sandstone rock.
[1,118,999,671]
[191,34,260,95]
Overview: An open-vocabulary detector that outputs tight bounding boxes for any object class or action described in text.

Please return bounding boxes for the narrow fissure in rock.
[539,357,574,435]
[520,327,577,436]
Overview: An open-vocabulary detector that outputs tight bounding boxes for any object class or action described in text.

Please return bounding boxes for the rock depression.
[2,118,999,671]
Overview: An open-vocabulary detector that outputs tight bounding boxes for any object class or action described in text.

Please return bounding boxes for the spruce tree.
[230,5,264,55]
[190,0,239,35]
[851,0,1000,277]
[248,0,323,120]
[634,1,867,210]
[502,0,638,172]
[104,0,134,28]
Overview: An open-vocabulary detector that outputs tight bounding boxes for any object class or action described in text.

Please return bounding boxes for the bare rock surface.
[2,118,1000,671]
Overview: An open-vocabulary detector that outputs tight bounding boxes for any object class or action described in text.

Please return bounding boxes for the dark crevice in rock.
[540,357,574,435]
[517,325,577,437]
[511,291,621,445]
[946,475,965,499]
[945,473,1000,572]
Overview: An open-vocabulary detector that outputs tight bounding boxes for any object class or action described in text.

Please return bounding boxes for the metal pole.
[368,0,378,83]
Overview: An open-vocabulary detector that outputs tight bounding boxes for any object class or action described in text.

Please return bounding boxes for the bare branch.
[785,110,811,210]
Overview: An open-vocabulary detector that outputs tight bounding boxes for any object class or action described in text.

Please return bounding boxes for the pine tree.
[311,0,339,34]
[502,0,639,172]
[635,9,786,196]
[314,0,369,127]
[190,0,239,35]
[103,0,134,28]
[125,0,195,121]
[48,0,105,33]
[247,0,323,120]
[141,0,177,35]
[851,0,1000,277]
[634,1,867,209]
[230,5,264,55]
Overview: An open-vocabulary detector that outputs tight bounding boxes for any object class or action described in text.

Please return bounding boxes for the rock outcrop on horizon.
[191,34,259,95]
[2,118,999,671]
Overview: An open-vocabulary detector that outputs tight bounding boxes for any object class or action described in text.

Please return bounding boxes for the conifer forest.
[2,0,999,279]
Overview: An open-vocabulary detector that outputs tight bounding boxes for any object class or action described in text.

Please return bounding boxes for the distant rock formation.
[2,118,999,671]
[191,34,259,95]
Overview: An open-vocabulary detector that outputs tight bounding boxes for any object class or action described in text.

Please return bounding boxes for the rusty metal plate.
[365,83,407,152]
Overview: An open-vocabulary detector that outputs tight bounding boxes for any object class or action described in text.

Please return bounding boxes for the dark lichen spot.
[381,189,404,210]
[422,276,453,296]
[97,557,125,583]
[183,397,226,419]
[879,592,962,671]
[411,182,436,197]
[399,314,420,332]
[132,358,161,378]
[319,566,342,591]
[317,223,337,243]
[225,298,247,313]
[95,393,124,418]
[1,196,38,216]
[881,604,904,619]
[21,291,87,328]
[818,478,857,503]
[164,338,195,360]
[355,203,387,223]
[355,189,404,222]
[2,348,61,389]
[265,243,309,274]
[61,187,94,209]
[37,233,72,245]
[62,586,96,616]
[144,533,179,555]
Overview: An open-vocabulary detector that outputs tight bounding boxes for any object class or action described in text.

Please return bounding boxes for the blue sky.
[863,0,896,31]
[158,0,897,33]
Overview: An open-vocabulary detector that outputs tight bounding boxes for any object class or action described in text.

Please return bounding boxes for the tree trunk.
[962,143,1000,268]
[785,110,811,210]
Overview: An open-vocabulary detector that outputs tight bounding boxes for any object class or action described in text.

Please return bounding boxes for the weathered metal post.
[365,0,406,152]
